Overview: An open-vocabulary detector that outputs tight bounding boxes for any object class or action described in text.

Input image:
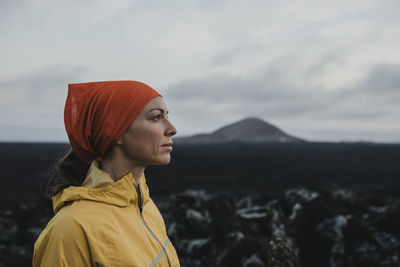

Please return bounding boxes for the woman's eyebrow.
[148,108,169,114]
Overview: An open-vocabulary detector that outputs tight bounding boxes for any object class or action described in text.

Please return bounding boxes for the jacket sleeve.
[33,219,92,267]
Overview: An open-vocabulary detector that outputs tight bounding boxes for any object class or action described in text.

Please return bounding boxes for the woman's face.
[117,96,177,167]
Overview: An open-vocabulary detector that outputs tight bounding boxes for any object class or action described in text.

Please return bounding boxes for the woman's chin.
[152,155,171,166]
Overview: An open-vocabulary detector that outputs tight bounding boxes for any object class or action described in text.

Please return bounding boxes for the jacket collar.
[52,161,150,214]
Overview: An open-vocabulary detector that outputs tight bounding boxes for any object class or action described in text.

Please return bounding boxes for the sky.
[1,0,399,143]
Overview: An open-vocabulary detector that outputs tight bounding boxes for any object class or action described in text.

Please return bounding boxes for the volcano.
[174,117,304,144]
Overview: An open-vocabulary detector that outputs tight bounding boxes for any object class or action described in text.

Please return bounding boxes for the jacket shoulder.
[33,205,92,266]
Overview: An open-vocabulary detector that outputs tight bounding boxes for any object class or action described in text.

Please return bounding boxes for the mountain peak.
[175,117,304,144]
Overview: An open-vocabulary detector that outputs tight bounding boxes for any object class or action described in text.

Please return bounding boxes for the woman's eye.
[153,114,162,120]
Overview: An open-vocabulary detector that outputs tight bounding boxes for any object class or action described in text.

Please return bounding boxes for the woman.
[33,81,180,266]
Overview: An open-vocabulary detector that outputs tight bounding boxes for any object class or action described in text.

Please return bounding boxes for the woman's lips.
[162,143,173,151]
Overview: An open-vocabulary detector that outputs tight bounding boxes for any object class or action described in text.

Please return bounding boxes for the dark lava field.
[0,142,399,266]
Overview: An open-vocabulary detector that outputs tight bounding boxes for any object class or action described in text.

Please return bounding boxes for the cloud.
[0,65,85,106]
[317,64,400,119]
[0,65,85,134]
[358,64,400,96]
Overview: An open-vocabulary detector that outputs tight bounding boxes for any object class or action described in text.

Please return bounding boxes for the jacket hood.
[52,161,150,214]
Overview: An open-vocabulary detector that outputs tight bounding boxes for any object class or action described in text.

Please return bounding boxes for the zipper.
[135,183,172,267]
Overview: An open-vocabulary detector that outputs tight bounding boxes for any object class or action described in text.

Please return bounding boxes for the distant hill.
[174,117,304,144]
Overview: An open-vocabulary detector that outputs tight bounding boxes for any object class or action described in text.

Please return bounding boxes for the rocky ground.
[1,186,399,267]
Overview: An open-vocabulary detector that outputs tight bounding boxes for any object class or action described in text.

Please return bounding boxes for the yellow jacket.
[33,162,180,267]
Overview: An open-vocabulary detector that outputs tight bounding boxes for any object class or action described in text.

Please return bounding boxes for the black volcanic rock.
[3,187,400,266]
[175,117,304,144]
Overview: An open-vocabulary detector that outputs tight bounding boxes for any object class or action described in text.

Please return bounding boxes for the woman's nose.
[166,120,177,137]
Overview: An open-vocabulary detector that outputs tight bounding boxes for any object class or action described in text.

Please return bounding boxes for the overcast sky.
[1,0,399,143]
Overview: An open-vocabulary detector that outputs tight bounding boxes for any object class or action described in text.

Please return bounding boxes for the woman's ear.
[116,138,122,145]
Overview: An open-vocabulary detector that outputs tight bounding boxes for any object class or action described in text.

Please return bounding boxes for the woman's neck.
[99,155,145,184]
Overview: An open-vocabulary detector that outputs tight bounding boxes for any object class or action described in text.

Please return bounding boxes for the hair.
[45,148,90,198]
